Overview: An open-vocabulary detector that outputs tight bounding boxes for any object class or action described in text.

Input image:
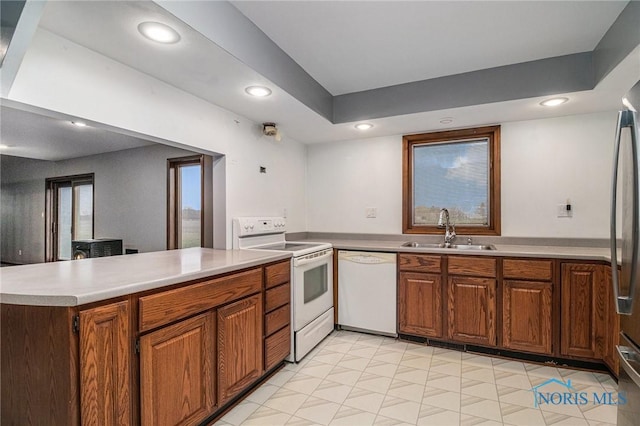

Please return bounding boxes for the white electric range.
[232,217,334,362]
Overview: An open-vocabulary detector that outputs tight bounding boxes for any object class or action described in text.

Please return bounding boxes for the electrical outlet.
[18,249,22,256]
[366,208,377,218]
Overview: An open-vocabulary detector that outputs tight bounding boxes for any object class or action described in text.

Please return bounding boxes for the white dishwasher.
[338,251,397,337]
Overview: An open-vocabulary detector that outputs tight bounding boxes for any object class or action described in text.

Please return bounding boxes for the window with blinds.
[403,126,501,235]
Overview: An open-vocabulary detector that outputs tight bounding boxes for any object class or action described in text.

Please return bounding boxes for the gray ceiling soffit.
[0,0,45,98]
[333,53,594,123]
[157,1,634,125]
[0,1,26,66]
[155,0,333,121]
[593,0,640,84]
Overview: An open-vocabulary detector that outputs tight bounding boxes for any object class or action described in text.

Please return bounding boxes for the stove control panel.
[233,217,287,237]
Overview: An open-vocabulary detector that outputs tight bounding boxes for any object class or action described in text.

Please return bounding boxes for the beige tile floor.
[215,331,618,426]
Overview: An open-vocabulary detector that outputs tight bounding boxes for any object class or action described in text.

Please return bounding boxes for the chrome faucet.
[438,208,456,247]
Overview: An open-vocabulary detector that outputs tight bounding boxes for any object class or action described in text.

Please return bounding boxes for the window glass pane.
[180,164,201,248]
[74,183,93,240]
[57,186,72,260]
[413,139,489,226]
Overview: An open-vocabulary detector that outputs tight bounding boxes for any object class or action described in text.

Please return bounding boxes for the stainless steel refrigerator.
[611,79,640,426]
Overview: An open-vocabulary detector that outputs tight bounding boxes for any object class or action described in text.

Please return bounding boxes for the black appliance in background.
[72,239,123,259]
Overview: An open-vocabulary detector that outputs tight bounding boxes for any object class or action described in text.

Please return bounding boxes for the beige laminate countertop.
[0,248,291,307]
[295,238,615,262]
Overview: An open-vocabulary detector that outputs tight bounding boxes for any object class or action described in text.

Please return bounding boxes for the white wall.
[307,111,618,239]
[6,29,621,242]
[0,156,53,264]
[8,29,307,248]
[500,112,617,238]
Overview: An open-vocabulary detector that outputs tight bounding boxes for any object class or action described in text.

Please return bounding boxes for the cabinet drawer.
[503,259,552,281]
[399,254,441,273]
[139,268,262,332]
[265,282,290,313]
[265,304,290,336]
[265,325,290,370]
[448,256,496,278]
[265,261,290,289]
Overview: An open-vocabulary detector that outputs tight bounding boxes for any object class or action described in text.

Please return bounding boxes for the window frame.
[402,125,501,236]
[167,155,213,250]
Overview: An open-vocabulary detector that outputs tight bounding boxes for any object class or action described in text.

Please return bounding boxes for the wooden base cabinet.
[139,311,216,426]
[561,263,606,359]
[502,280,552,354]
[217,294,264,405]
[501,259,553,355]
[264,261,291,370]
[447,276,497,346]
[446,256,497,346]
[2,263,291,426]
[398,272,443,338]
[79,301,132,426]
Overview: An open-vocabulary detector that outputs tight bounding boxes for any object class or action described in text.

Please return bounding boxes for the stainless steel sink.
[401,242,444,248]
[450,244,496,250]
[402,242,496,250]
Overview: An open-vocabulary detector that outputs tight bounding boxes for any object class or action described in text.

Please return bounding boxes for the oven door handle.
[294,250,333,267]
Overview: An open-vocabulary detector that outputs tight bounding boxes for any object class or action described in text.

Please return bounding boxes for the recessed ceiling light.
[439,118,454,124]
[71,121,87,127]
[355,123,373,130]
[540,97,569,107]
[245,86,272,97]
[138,22,181,44]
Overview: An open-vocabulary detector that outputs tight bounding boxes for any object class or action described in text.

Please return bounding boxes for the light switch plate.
[557,204,572,217]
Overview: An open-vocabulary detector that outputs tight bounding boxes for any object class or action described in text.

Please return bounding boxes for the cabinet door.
[79,300,131,426]
[398,272,443,338]
[218,294,263,405]
[139,311,216,426]
[448,276,497,346]
[502,280,552,354]
[561,263,606,359]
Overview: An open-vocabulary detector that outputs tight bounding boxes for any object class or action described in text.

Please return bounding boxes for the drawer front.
[503,259,553,281]
[448,256,496,278]
[265,282,290,313]
[139,268,262,332]
[265,325,290,371]
[399,254,442,273]
[265,261,290,289]
[265,304,290,336]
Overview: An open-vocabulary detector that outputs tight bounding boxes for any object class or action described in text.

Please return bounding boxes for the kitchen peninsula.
[1,248,292,425]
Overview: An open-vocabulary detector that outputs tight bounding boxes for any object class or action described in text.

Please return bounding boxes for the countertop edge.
[0,250,291,307]
[298,239,614,263]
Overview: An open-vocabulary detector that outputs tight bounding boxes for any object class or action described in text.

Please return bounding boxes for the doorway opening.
[45,174,94,261]
[167,155,213,249]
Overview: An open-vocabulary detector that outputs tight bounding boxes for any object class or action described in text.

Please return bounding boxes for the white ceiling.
[3,0,639,156]
[0,105,153,161]
[232,1,627,95]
